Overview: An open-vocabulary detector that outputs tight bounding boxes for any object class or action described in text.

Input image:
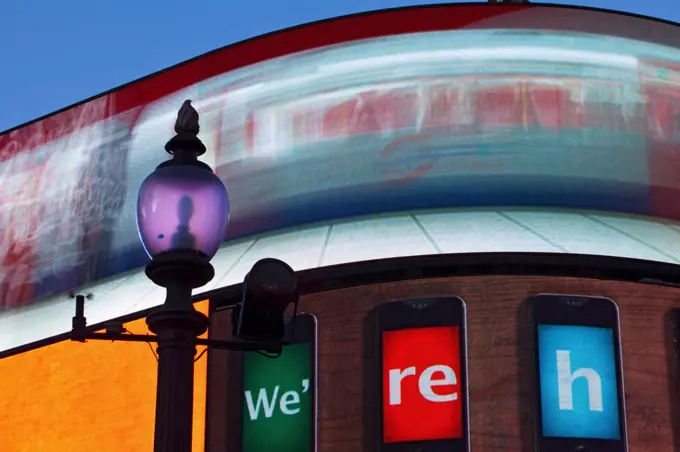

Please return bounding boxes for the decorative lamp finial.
[164,100,207,157]
[174,100,200,136]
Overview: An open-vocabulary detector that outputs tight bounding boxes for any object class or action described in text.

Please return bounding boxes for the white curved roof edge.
[3,207,680,354]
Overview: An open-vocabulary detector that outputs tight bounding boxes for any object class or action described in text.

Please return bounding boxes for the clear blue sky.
[0,0,677,133]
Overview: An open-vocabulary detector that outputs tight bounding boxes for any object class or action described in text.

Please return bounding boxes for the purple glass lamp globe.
[136,164,229,260]
[136,99,229,262]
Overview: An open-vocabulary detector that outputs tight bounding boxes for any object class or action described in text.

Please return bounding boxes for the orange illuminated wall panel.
[0,300,209,452]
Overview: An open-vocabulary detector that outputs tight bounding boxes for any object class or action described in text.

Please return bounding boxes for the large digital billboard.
[0,300,209,452]
[2,3,680,314]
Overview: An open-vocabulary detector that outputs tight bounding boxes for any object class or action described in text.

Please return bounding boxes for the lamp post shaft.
[153,328,197,452]
[146,287,210,452]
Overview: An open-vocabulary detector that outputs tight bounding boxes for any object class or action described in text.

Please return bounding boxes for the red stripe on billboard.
[0,5,529,158]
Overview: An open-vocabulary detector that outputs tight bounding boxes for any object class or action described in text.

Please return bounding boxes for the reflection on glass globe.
[136,164,229,260]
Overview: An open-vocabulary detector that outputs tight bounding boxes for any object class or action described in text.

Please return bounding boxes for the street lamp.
[70,100,299,452]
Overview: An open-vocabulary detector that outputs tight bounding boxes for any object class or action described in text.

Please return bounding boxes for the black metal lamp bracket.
[69,294,282,354]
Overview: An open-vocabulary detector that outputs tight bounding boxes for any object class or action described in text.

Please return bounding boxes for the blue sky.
[0,0,677,133]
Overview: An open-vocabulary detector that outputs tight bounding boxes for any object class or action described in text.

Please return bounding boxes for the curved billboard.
[2,3,680,310]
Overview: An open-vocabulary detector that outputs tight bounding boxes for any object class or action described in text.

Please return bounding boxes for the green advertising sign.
[242,341,315,452]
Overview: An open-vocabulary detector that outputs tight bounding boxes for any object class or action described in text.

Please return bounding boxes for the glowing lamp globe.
[136,100,229,262]
[137,163,229,260]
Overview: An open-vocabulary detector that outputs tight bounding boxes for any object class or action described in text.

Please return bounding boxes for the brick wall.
[207,275,680,452]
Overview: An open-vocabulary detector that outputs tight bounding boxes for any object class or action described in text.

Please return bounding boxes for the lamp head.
[136,100,229,262]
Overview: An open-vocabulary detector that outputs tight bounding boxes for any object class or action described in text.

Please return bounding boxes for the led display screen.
[537,325,621,440]
[382,326,463,443]
[242,341,315,452]
[1,4,680,312]
[0,300,209,452]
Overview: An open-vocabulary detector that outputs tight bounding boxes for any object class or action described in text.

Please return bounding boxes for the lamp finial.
[174,100,200,136]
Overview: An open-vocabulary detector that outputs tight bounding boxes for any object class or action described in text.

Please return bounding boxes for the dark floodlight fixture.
[233,258,300,342]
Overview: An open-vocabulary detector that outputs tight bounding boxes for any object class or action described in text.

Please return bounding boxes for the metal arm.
[70,295,283,354]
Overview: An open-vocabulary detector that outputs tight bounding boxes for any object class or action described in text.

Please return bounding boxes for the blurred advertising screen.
[1,4,680,311]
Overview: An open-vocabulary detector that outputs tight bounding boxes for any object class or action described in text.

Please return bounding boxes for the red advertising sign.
[382,326,463,443]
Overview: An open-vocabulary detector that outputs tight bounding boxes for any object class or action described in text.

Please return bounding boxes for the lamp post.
[70,100,299,452]
[136,99,228,452]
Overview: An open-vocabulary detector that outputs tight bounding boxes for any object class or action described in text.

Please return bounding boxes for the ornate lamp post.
[136,99,228,452]
[71,100,299,452]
